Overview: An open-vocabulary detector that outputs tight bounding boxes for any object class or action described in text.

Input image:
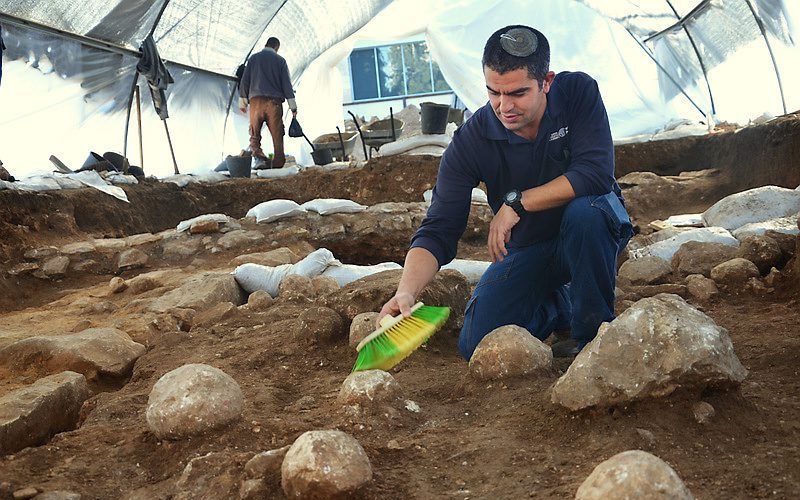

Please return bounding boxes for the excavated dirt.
[1,117,799,498]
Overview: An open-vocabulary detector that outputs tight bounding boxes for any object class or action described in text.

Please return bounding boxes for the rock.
[8,262,39,277]
[349,312,379,348]
[194,302,237,327]
[764,230,797,258]
[468,325,553,380]
[551,294,747,411]
[710,258,760,286]
[60,242,95,255]
[0,328,146,381]
[635,428,656,448]
[218,230,266,250]
[70,260,97,274]
[684,274,719,302]
[174,451,250,500]
[701,185,800,231]
[12,488,39,500]
[736,235,783,274]
[692,401,715,424]
[618,256,672,285]
[149,272,245,313]
[763,267,782,288]
[32,492,81,500]
[337,370,403,410]
[189,219,220,234]
[70,319,93,332]
[671,241,739,277]
[229,247,300,267]
[24,246,58,260]
[146,364,244,439]
[746,277,769,295]
[109,277,127,293]
[247,290,274,310]
[125,233,162,247]
[162,239,201,258]
[245,445,291,479]
[322,269,471,333]
[281,430,372,499]
[575,450,693,500]
[128,276,160,294]
[0,371,90,455]
[168,308,195,332]
[294,307,345,344]
[41,256,70,279]
[627,283,688,300]
[239,480,267,500]
[117,248,149,271]
[93,238,127,252]
[311,275,340,296]
[631,227,738,262]
[278,274,315,301]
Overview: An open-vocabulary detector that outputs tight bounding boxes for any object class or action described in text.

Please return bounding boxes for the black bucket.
[311,149,333,166]
[420,102,450,134]
[226,155,252,178]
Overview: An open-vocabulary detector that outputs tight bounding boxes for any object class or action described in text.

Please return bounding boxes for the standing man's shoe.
[551,338,582,358]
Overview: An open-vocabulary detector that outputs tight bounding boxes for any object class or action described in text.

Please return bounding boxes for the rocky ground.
[0,116,799,499]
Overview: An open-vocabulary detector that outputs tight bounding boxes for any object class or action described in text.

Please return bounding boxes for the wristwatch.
[503,189,526,217]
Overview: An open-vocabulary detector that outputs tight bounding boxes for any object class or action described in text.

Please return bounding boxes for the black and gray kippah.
[499,27,538,57]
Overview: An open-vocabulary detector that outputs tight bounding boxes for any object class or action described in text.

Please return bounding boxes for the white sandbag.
[245,199,307,223]
[196,172,229,184]
[630,226,738,261]
[301,199,366,215]
[15,175,63,191]
[256,166,300,178]
[66,170,129,202]
[405,145,445,156]
[163,174,198,187]
[53,175,85,189]
[702,186,800,231]
[292,248,337,277]
[232,263,292,296]
[732,215,800,239]
[379,134,451,157]
[105,173,139,185]
[321,261,402,287]
[0,180,16,190]
[176,213,231,232]
[664,213,703,227]
[441,259,491,284]
[302,162,351,171]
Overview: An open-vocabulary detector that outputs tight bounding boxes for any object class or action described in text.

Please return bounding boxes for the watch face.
[505,191,519,203]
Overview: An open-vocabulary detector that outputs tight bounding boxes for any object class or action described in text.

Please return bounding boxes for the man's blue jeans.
[458,192,633,360]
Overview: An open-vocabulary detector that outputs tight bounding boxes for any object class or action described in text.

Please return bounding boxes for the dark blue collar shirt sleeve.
[410,71,619,268]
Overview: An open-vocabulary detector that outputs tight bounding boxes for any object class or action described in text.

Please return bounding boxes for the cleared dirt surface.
[1,117,799,498]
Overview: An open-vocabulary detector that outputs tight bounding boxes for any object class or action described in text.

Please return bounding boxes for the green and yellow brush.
[352,302,451,372]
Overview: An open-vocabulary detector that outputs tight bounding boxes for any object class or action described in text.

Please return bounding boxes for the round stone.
[337,370,403,408]
[294,307,344,344]
[469,325,553,380]
[349,312,379,348]
[576,450,693,500]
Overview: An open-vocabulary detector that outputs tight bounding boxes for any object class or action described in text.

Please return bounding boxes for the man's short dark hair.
[482,25,550,87]
[266,37,280,49]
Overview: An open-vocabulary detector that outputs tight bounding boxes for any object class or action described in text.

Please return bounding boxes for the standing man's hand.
[488,204,520,263]
[238,97,248,113]
[292,109,297,118]
[376,291,415,328]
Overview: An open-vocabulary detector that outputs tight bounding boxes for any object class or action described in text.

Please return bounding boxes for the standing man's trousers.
[248,96,285,168]
[458,192,633,360]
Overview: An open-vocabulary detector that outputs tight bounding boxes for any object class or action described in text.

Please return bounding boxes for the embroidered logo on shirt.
[549,126,568,141]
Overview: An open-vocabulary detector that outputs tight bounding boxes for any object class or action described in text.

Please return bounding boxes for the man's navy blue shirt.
[411,71,619,267]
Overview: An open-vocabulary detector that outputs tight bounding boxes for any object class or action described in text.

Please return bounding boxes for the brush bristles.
[352,305,450,372]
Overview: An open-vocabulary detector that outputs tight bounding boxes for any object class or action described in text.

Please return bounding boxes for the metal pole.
[163,120,179,174]
[123,74,138,157]
[743,0,787,114]
[135,85,144,172]
[664,0,715,115]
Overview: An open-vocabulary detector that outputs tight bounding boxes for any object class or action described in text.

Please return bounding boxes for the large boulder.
[0,371,90,455]
[551,294,747,411]
[281,430,372,499]
[630,227,738,262]
[670,241,739,277]
[468,325,553,380]
[702,186,800,231]
[618,256,672,285]
[146,364,244,439]
[117,248,149,272]
[0,328,145,381]
[217,230,266,250]
[736,235,783,274]
[576,450,693,500]
[42,256,70,279]
[149,272,245,313]
[710,258,760,286]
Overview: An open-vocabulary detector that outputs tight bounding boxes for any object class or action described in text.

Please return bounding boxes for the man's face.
[484,67,554,139]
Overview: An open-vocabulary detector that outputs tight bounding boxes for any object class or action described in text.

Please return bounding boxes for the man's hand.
[292,109,297,118]
[376,291,415,328]
[488,204,520,262]
[238,97,248,113]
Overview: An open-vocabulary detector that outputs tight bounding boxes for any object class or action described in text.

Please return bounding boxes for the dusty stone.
[8,262,39,276]
[311,275,340,296]
[32,492,81,500]
[711,258,760,286]
[128,277,160,294]
[174,451,250,500]
[281,430,372,499]
[238,479,267,500]
[70,260,97,273]
[278,274,315,301]
[218,230,266,250]
[84,300,117,314]
[618,256,672,285]
[746,277,770,295]
[24,246,58,260]
[70,319,93,332]
[349,312,379,348]
[12,488,39,500]
[576,450,693,500]
[149,272,245,313]
[636,428,656,448]
[469,325,553,380]
[42,256,70,279]
[552,294,747,411]
[146,363,244,439]
[764,230,797,258]
[125,233,162,247]
[337,370,403,410]
[189,219,220,234]
[0,371,90,455]
[671,241,739,277]
[246,290,274,310]
[244,445,291,479]
[0,328,146,381]
[93,238,127,252]
[229,247,300,267]
[763,267,781,288]
[684,274,719,302]
[692,401,715,424]
[736,235,783,274]
[117,248,149,271]
[60,242,95,255]
[109,276,128,293]
[194,302,237,327]
[294,307,345,344]
[167,308,195,332]
[162,239,201,258]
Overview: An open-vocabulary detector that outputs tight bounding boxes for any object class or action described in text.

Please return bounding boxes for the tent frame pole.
[742,0,787,115]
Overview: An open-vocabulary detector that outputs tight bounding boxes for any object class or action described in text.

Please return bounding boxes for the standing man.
[239,37,297,169]
[378,25,632,360]
[0,23,6,86]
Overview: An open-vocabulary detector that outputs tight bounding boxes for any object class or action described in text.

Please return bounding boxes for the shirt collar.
[263,47,277,54]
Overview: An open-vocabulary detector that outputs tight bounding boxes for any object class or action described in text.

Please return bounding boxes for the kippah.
[499,27,538,57]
